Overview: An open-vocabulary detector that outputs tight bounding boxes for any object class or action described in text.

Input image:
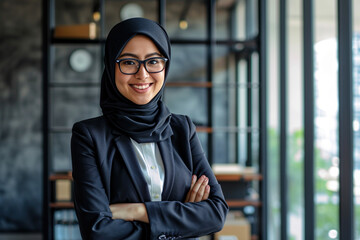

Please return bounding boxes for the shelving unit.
[48,172,262,206]
[43,0,266,239]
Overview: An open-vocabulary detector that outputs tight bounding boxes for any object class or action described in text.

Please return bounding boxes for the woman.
[71,17,228,240]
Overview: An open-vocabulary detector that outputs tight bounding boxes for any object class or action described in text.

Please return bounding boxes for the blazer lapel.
[113,134,151,202]
[158,139,175,200]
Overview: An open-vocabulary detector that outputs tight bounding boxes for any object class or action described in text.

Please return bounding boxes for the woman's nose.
[135,64,149,80]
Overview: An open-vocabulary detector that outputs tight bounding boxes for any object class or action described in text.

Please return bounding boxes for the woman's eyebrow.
[145,52,162,58]
[118,52,162,59]
[118,53,138,58]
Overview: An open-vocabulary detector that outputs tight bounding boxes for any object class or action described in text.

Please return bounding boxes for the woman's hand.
[109,175,210,222]
[185,175,210,202]
[109,203,149,223]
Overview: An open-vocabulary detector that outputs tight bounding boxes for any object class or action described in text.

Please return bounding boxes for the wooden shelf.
[50,202,74,209]
[49,172,72,181]
[49,81,100,87]
[50,172,262,181]
[50,38,258,47]
[226,200,262,208]
[49,200,260,209]
[196,126,213,133]
[50,171,262,184]
[48,126,255,134]
[216,173,263,181]
[166,82,212,88]
[51,37,104,44]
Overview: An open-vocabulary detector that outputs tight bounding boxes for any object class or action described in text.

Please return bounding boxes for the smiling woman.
[71,17,228,240]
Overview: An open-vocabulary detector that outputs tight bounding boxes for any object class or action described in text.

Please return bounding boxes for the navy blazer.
[71,114,228,240]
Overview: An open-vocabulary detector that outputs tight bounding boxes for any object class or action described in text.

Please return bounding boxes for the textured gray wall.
[0,0,42,231]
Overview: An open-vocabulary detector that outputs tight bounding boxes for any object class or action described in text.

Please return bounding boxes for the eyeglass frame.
[115,57,168,75]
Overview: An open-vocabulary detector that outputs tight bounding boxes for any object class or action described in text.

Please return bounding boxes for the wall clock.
[69,49,93,72]
[120,3,144,20]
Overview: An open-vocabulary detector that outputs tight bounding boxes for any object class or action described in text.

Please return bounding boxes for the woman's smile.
[131,83,153,91]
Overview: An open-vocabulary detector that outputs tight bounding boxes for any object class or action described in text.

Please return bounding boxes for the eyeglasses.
[115,57,168,75]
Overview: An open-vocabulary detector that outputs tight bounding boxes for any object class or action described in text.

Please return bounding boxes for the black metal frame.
[303,0,315,239]
[279,0,288,239]
[42,0,108,239]
[246,54,253,167]
[42,0,266,239]
[42,0,50,238]
[158,0,166,26]
[338,0,354,239]
[207,0,215,166]
[258,0,268,239]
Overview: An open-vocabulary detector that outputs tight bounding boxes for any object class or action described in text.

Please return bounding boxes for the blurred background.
[0,0,359,239]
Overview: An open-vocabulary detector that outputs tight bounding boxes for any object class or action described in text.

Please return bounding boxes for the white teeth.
[133,84,150,90]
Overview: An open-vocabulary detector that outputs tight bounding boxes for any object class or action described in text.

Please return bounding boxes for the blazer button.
[158,234,167,240]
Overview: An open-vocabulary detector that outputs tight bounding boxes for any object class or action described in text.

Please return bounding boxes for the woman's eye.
[123,60,136,65]
[148,59,159,65]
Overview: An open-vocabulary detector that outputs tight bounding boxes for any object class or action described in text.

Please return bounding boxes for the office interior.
[0,0,359,239]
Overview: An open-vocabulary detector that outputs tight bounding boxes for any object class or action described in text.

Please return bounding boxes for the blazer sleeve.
[71,122,150,240]
[145,116,229,239]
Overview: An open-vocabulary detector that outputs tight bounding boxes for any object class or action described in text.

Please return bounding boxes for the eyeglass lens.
[118,57,166,74]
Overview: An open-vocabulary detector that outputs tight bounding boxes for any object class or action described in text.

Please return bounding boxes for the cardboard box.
[215,211,251,240]
[54,23,97,39]
[55,179,72,201]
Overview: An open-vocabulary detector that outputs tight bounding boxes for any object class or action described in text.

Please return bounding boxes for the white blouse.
[130,138,165,201]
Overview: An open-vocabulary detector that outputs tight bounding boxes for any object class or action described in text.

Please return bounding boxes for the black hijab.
[100,18,172,143]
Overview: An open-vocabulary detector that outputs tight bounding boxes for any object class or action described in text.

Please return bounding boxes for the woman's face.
[115,35,165,105]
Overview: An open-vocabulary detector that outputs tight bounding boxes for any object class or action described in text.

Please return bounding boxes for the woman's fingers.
[185,175,197,202]
[203,185,210,200]
[194,176,208,202]
[187,175,209,202]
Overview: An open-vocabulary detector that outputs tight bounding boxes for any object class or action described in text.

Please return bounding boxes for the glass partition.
[287,0,304,239]
[167,45,207,83]
[105,0,157,35]
[267,0,281,238]
[314,0,339,238]
[50,45,102,84]
[216,0,258,41]
[163,86,208,126]
[166,0,207,39]
[54,0,94,25]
